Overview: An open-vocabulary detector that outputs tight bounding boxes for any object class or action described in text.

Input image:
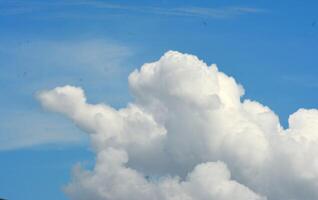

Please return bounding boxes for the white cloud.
[64,148,265,200]
[38,51,318,199]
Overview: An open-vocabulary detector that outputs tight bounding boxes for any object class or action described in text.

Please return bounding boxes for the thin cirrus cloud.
[0,38,132,94]
[75,1,265,18]
[0,39,131,73]
[0,111,86,151]
[38,51,318,200]
[0,0,265,19]
[0,39,132,151]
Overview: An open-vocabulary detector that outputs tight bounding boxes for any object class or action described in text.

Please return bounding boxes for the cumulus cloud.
[38,51,318,200]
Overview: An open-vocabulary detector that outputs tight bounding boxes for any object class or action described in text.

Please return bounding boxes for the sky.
[0,0,318,200]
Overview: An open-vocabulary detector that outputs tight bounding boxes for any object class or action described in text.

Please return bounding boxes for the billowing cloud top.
[38,51,318,200]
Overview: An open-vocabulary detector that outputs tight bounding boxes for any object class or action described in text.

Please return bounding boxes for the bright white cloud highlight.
[38,51,318,200]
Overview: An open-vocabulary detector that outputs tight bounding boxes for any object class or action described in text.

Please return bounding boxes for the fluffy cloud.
[38,51,318,200]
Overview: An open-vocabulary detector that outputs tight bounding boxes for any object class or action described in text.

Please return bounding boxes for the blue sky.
[0,0,317,199]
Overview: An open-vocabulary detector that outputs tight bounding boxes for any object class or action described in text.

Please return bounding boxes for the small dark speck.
[79,78,83,82]
[312,21,316,27]
[202,21,207,27]
[22,71,27,77]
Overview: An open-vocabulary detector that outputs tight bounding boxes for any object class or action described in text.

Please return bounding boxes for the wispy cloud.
[71,1,265,18]
[171,6,264,18]
[0,39,132,77]
[0,0,265,19]
[0,38,133,150]
[0,110,86,151]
